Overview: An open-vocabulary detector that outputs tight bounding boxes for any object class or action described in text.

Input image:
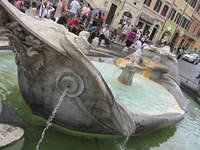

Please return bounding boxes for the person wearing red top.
[68,18,79,26]
[68,18,80,34]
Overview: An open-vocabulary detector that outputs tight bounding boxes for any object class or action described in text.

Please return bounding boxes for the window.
[168,8,176,21]
[190,0,198,8]
[185,21,191,30]
[181,17,190,29]
[161,5,169,17]
[174,13,182,24]
[144,0,152,6]
[154,0,163,13]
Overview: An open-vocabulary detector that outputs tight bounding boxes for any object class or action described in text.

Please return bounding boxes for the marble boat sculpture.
[0,0,188,137]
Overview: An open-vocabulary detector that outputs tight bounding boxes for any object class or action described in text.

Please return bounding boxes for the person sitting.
[67,17,79,34]
[87,26,100,44]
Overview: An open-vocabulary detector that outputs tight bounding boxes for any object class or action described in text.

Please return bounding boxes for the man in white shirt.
[99,25,110,47]
[69,0,80,18]
[120,23,131,43]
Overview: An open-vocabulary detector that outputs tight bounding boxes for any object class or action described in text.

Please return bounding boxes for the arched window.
[144,0,152,7]
[123,12,132,19]
[161,5,169,17]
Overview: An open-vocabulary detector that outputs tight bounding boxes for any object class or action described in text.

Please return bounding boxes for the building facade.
[138,0,199,51]
[87,0,200,51]
[87,0,144,28]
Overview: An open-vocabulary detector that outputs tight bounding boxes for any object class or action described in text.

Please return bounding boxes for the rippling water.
[1,51,200,150]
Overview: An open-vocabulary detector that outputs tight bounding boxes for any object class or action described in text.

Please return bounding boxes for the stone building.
[137,0,175,43]
[138,0,199,51]
[86,0,144,28]
[169,0,200,51]
[192,4,200,51]
[86,0,200,51]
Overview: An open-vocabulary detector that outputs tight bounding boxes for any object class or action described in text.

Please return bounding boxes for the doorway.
[105,3,117,25]
[170,32,179,48]
[149,24,160,41]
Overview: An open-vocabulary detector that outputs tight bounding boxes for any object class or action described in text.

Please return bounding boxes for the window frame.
[161,4,169,17]
[153,0,163,13]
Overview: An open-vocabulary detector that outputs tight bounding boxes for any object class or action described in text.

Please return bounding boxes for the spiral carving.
[56,70,84,98]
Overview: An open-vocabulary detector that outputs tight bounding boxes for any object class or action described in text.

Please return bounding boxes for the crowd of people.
[9,0,150,49]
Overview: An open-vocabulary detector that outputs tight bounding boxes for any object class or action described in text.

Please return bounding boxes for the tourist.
[85,7,93,28]
[57,11,69,26]
[177,48,184,59]
[62,0,70,10]
[87,21,97,33]
[98,25,110,47]
[136,26,143,39]
[133,38,142,50]
[87,24,100,44]
[54,0,64,22]
[110,29,118,42]
[68,0,80,19]
[120,22,131,44]
[80,3,91,24]
[39,2,55,19]
[67,17,79,34]
[125,28,137,48]
[99,12,105,26]
[39,1,49,18]
[25,1,38,17]
[141,31,149,44]
[15,0,27,13]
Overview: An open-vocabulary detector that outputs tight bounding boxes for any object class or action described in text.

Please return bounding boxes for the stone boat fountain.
[0,0,188,148]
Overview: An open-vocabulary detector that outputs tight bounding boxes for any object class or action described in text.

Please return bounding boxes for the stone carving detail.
[56,70,84,98]
[0,21,46,79]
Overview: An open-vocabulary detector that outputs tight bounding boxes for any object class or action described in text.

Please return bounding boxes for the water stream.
[35,89,68,150]
[119,136,130,150]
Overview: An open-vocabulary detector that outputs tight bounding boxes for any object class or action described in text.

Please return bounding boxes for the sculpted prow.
[0,0,135,135]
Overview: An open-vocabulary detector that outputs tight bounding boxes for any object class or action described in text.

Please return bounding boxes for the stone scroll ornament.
[0,21,46,80]
[0,0,135,136]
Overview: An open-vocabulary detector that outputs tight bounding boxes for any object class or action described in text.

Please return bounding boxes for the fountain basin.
[0,0,187,136]
[92,61,184,115]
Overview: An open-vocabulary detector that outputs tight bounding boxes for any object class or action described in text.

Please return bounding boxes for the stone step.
[0,124,24,149]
